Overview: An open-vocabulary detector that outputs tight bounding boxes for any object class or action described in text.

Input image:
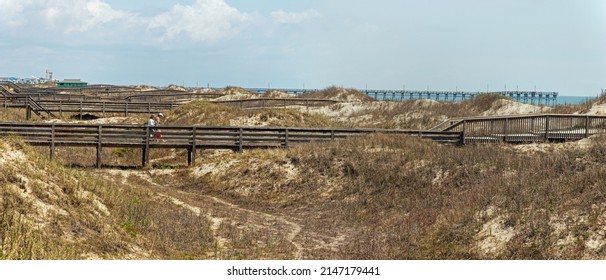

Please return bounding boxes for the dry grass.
[552,90,606,114]
[298,86,374,102]
[0,108,30,122]
[166,100,338,128]
[305,93,515,129]
[0,138,218,259]
[2,91,605,260]
[174,134,606,259]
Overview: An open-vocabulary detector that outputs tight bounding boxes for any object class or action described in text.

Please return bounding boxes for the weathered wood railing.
[1,96,180,119]
[0,81,21,93]
[124,92,223,102]
[2,92,213,102]
[2,95,341,119]
[213,98,338,109]
[0,123,463,168]
[441,114,606,144]
[32,100,178,118]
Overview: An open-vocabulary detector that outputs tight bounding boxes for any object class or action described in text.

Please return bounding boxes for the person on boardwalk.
[154,113,164,138]
[147,115,156,138]
[155,113,163,125]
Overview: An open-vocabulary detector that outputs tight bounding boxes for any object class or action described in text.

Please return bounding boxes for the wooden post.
[59,101,63,117]
[331,130,335,141]
[238,128,243,152]
[50,124,56,160]
[96,125,102,168]
[462,120,467,145]
[26,104,31,120]
[585,115,590,138]
[544,115,550,141]
[504,118,509,142]
[102,102,106,117]
[187,148,193,166]
[125,103,129,117]
[285,129,289,149]
[79,100,83,120]
[190,127,197,166]
[142,126,150,167]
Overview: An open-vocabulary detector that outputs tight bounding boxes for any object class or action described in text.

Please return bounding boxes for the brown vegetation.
[298,86,374,102]
[2,91,606,260]
[182,134,606,259]
[166,100,338,128]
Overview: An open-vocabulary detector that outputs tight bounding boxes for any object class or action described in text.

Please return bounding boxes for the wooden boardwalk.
[438,114,606,144]
[1,95,341,119]
[2,83,560,106]
[213,98,337,109]
[0,114,603,169]
[0,122,463,168]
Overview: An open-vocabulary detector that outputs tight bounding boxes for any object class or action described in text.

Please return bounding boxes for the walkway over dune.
[0,114,602,168]
[437,114,606,144]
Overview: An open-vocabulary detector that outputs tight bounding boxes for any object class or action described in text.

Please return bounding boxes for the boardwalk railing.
[213,98,338,109]
[0,81,21,93]
[0,123,463,168]
[25,97,57,119]
[1,95,180,119]
[2,94,339,119]
[440,114,606,144]
[31,100,178,118]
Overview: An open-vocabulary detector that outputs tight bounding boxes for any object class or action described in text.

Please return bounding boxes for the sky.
[0,0,604,96]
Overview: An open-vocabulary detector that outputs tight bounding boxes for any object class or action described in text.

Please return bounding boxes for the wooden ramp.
[0,122,463,168]
[435,114,606,144]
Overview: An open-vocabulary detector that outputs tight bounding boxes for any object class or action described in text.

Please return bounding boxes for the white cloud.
[0,0,131,32]
[45,0,132,33]
[0,0,36,27]
[0,0,315,45]
[271,9,320,24]
[147,0,250,43]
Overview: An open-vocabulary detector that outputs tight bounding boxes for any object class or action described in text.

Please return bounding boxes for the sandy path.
[99,169,349,259]
[105,170,306,259]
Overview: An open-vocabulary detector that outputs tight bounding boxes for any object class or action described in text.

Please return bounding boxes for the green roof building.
[56,79,88,88]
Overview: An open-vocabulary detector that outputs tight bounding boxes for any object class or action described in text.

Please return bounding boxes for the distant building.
[56,79,88,88]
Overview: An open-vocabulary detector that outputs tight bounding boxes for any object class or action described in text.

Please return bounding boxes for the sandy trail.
[101,169,312,259]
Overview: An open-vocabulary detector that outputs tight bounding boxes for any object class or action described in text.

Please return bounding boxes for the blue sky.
[0,0,604,96]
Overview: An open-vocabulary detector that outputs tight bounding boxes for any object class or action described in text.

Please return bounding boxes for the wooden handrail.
[0,122,464,168]
[437,114,606,144]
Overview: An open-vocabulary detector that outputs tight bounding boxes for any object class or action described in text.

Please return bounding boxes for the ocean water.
[556,96,594,105]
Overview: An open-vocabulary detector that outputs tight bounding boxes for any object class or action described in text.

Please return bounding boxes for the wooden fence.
[213,98,338,109]
[1,96,180,119]
[441,114,606,144]
[1,95,337,119]
[29,100,178,118]
[0,122,463,168]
